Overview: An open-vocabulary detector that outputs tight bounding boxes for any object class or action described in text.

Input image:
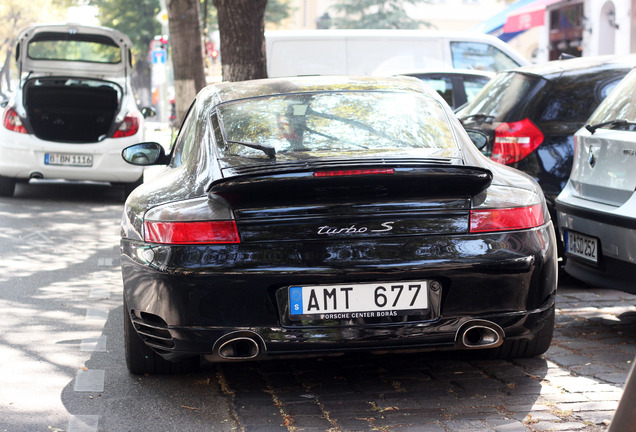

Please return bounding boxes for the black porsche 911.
[120,76,557,375]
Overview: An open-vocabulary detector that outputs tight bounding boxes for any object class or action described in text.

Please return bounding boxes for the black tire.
[487,304,555,359]
[123,297,199,375]
[119,176,143,198]
[0,176,16,197]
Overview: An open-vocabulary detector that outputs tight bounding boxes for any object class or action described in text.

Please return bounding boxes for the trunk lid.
[570,129,636,207]
[16,24,132,80]
[210,161,492,242]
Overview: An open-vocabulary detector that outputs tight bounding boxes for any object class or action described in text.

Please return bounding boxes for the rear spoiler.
[209,165,492,208]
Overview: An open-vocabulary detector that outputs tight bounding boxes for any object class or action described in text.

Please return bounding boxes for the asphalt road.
[1,180,634,432]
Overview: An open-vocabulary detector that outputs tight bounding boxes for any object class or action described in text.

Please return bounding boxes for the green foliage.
[265,0,293,25]
[330,0,430,29]
[203,0,292,32]
[88,0,161,64]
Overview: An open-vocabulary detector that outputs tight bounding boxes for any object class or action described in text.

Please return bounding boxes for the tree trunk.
[213,0,268,82]
[167,0,206,124]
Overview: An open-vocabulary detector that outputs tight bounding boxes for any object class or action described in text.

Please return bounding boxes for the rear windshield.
[27,33,121,64]
[214,91,457,160]
[587,69,636,124]
[458,72,542,121]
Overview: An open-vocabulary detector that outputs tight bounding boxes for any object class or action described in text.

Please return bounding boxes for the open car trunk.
[24,77,121,143]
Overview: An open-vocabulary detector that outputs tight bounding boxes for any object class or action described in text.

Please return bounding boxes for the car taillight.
[470,204,545,233]
[3,107,28,134]
[144,221,240,244]
[492,118,543,165]
[314,168,395,177]
[113,113,140,138]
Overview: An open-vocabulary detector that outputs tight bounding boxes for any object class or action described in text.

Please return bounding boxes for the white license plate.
[289,281,428,319]
[45,153,93,167]
[565,230,598,263]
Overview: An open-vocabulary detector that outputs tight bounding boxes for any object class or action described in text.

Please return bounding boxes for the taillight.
[113,113,140,138]
[3,107,28,134]
[314,168,395,177]
[470,204,545,233]
[492,118,543,164]
[144,221,240,244]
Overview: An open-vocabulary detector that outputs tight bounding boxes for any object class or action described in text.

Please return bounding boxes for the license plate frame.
[288,281,429,320]
[564,230,599,264]
[45,153,93,167]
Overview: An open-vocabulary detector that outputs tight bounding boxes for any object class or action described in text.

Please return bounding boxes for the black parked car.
[457,55,636,254]
[120,76,557,375]
[395,69,494,109]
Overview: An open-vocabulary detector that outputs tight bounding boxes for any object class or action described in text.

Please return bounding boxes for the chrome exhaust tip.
[217,336,260,360]
[456,320,504,349]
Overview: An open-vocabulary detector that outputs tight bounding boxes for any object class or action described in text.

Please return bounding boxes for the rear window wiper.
[585,119,636,134]
[460,113,495,124]
[227,140,276,159]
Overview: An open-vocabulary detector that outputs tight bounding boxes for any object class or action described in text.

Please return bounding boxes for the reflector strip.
[314,168,395,177]
[144,221,240,244]
[470,204,544,233]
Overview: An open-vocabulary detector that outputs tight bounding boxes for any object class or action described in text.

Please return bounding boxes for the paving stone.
[442,419,490,432]
[390,423,446,432]
[333,417,373,430]
[555,401,619,412]
[575,410,614,426]
[519,411,563,422]
[485,418,530,432]
[533,421,591,431]
[581,390,623,402]
[285,414,333,430]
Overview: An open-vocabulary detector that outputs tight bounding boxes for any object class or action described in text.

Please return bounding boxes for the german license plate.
[564,230,598,263]
[45,153,93,167]
[289,281,428,320]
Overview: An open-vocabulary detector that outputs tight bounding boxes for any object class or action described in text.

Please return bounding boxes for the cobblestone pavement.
[211,283,636,432]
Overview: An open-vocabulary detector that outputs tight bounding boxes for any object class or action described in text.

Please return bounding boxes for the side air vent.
[132,311,175,350]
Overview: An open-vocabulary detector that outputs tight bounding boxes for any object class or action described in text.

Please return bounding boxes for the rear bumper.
[557,198,636,293]
[557,193,636,293]
[130,301,556,362]
[121,224,558,361]
[0,129,143,183]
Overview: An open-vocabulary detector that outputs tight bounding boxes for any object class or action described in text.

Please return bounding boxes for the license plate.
[289,281,428,320]
[45,153,93,167]
[565,230,598,263]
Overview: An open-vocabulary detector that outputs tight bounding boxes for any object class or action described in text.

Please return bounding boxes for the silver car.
[556,68,636,293]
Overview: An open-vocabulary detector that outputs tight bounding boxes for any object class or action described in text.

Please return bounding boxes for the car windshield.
[214,91,457,161]
[587,69,636,125]
[458,72,542,122]
[27,33,121,64]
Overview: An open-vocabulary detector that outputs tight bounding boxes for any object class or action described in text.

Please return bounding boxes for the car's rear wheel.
[0,176,16,197]
[487,304,555,359]
[116,176,143,199]
[123,297,199,375]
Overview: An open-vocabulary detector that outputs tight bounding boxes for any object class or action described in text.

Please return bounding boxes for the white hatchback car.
[0,24,153,197]
[556,68,636,293]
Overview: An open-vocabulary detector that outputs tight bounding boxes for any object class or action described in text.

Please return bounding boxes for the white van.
[265,30,529,78]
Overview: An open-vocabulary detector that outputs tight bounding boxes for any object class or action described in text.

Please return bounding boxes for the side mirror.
[141,107,157,119]
[465,129,489,150]
[122,142,167,166]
